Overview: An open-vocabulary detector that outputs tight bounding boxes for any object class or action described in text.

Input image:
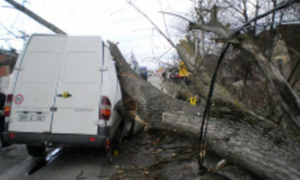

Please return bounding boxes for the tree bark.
[108,41,300,180]
[163,112,300,180]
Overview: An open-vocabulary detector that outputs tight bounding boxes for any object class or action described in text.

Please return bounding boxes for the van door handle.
[57,92,72,98]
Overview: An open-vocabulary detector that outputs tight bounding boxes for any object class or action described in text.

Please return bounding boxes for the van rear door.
[51,37,102,135]
[9,35,66,133]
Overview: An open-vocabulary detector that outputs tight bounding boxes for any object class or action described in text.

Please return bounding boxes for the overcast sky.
[0,0,193,70]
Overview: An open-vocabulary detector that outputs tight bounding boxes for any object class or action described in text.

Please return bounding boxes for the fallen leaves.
[199,150,206,158]
[117,170,124,175]
[109,129,197,180]
[182,166,191,171]
[156,149,163,154]
[185,149,192,153]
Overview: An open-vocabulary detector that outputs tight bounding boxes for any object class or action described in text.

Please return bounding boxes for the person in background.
[167,72,171,81]
[0,92,8,148]
[162,72,166,81]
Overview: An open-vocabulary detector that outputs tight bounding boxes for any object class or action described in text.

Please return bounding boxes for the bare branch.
[159,11,193,23]
[190,0,300,130]
[126,0,175,48]
[222,0,245,15]
[157,0,170,38]
[0,23,22,38]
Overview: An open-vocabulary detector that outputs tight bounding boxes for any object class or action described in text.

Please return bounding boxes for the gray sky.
[0,0,193,70]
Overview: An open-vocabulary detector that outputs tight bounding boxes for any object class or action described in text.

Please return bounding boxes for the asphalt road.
[148,75,161,90]
[0,146,113,180]
[148,74,168,94]
[0,131,199,180]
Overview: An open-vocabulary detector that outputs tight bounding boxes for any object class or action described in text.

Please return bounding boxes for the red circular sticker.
[14,94,24,105]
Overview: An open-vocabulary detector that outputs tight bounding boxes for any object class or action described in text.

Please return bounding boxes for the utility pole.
[4,0,67,35]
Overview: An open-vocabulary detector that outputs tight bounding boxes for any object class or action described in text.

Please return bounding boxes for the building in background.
[258,24,300,79]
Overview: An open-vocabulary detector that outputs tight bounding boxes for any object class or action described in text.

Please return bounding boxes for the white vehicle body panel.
[6,35,124,142]
[52,37,102,135]
[9,36,65,133]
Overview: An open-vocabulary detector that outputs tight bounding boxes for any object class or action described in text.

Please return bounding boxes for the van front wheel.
[26,145,46,157]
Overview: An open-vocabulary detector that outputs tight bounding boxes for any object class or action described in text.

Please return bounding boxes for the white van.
[2,34,136,157]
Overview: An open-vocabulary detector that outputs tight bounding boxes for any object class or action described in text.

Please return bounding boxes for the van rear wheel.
[26,145,45,157]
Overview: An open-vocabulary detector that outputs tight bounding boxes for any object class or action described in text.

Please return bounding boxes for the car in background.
[0,75,11,148]
[139,67,148,81]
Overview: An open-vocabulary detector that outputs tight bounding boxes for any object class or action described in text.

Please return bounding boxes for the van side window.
[21,52,59,83]
[63,53,99,84]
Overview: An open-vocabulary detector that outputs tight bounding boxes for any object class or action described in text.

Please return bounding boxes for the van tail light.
[4,94,13,117]
[89,137,96,142]
[100,96,111,120]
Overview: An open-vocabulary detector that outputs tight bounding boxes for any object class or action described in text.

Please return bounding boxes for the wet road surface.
[0,130,200,180]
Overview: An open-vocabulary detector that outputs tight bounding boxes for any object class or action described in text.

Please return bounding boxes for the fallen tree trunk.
[108,41,300,180]
[163,112,300,180]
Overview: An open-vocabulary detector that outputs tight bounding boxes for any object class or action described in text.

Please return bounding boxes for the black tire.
[26,144,45,157]
[112,122,124,154]
[1,141,9,148]
[108,148,113,165]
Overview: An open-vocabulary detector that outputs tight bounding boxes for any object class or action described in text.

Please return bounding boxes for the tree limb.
[126,0,175,48]
[108,41,300,180]
[162,112,300,180]
[189,1,300,131]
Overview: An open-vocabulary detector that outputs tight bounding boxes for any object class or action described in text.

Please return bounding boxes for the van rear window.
[63,52,99,84]
[21,52,59,83]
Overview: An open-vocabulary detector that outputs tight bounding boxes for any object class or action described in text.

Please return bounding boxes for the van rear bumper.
[3,129,110,147]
